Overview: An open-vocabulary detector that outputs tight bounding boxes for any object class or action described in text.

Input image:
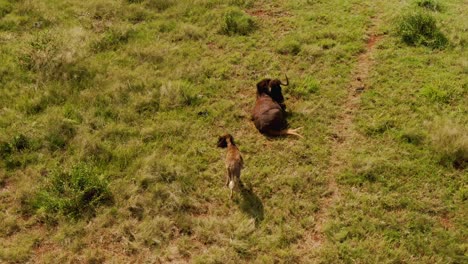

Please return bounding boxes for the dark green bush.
[32,164,113,219]
[397,12,448,49]
[13,134,29,151]
[416,0,443,12]
[221,8,255,36]
[0,0,12,18]
[0,141,12,157]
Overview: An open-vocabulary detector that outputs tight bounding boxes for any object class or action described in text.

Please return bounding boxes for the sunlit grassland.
[0,0,466,263]
[318,0,467,263]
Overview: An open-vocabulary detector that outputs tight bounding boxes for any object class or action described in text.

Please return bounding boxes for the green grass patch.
[0,141,13,158]
[92,26,136,52]
[13,134,29,151]
[291,75,320,96]
[0,0,12,18]
[419,84,450,103]
[221,7,255,36]
[430,119,468,169]
[159,80,202,110]
[146,0,177,11]
[0,0,466,262]
[45,120,76,151]
[277,38,301,55]
[31,164,113,220]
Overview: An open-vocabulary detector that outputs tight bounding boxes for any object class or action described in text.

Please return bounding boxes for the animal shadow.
[237,184,264,225]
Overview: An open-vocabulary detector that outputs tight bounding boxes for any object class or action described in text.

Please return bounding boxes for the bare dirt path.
[297,16,383,255]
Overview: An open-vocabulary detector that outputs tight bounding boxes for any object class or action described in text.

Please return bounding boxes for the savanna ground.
[0,0,466,263]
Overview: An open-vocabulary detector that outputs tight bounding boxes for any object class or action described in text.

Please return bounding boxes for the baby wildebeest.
[252,76,302,138]
[217,134,243,199]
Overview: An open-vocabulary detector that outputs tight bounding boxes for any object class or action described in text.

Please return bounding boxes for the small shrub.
[32,164,113,219]
[430,119,467,169]
[397,12,448,49]
[0,0,12,18]
[277,39,301,55]
[0,13,21,31]
[5,157,21,170]
[21,32,60,79]
[0,141,12,157]
[419,84,449,103]
[221,8,255,36]
[416,0,443,12]
[21,31,94,87]
[13,134,29,151]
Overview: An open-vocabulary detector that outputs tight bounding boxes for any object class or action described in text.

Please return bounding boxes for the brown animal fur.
[256,75,289,110]
[217,134,244,199]
[252,76,302,138]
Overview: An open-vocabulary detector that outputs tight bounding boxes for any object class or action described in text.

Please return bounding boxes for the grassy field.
[0,0,466,263]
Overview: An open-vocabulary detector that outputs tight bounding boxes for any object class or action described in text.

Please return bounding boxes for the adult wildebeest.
[252,75,302,138]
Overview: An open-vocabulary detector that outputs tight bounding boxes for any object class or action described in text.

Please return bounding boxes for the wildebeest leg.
[225,169,229,187]
[228,169,234,200]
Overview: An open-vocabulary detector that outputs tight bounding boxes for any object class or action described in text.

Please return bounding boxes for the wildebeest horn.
[280,74,289,86]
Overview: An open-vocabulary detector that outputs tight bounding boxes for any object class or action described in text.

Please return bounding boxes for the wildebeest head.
[269,79,285,107]
[217,134,234,148]
[256,79,271,98]
[256,75,288,110]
